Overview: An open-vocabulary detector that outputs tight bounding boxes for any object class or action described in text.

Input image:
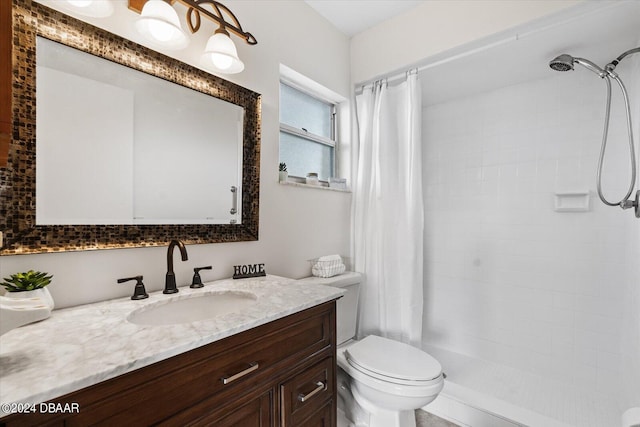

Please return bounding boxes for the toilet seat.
[344,335,442,386]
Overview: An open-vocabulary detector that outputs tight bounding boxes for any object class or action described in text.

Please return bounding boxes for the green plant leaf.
[1,270,53,292]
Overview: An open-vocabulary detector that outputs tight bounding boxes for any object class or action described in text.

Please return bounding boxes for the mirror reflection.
[36,36,243,225]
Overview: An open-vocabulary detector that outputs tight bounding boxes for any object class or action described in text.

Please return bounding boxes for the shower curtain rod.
[356,0,624,93]
[357,35,515,93]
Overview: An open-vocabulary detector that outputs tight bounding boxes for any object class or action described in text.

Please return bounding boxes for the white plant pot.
[4,287,55,310]
[279,171,289,182]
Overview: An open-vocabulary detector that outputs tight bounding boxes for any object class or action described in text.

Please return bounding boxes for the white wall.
[624,210,640,409]
[620,47,640,410]
[0,0,352,308]
[421,61,639,403]
[350,0,581,84]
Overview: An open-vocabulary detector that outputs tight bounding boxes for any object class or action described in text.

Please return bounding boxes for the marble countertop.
[0,275,344,414]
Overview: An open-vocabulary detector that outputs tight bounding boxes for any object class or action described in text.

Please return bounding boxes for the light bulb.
[211,53,233,70]
[148,20,178,42]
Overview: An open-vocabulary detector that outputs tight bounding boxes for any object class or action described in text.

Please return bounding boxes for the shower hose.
[596,47,639,217]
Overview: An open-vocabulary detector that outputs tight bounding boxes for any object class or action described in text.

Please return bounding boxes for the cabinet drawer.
[164,388,273,427]
[280,357,334,426]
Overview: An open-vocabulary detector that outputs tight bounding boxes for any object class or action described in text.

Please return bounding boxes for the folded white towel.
[317,254,342,262]
[310,254,346,278]
[312,262,345,278]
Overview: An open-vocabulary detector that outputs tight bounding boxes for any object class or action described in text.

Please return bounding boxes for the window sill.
[279,180,351,193]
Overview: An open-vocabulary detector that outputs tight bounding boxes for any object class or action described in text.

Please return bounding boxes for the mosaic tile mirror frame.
[0,0,261,255]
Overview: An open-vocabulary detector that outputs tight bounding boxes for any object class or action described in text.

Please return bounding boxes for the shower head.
[549,54,606,77]
[549,54,574,71]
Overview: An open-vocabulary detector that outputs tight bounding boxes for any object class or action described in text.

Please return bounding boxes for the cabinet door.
[280,357,334,426]
[164,389,273,427]
[297,400,334,427]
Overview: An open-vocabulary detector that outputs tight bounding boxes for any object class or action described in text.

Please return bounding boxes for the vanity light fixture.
[130,0,257,74]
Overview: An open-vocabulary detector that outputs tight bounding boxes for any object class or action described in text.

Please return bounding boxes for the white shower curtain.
[353,72,423,347]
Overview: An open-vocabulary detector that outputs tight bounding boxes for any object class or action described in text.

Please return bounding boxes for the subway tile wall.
[421,59,639,406]
[621,50,640,410]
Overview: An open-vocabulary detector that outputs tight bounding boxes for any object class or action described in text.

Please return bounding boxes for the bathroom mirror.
[36,37,244,226]
[0,0,261,254]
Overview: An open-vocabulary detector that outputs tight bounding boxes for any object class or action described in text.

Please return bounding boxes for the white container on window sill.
[306,173,320,186]
[329,177,347,190]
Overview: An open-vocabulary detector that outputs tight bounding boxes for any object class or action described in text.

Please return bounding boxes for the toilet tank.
[297,272,361,345]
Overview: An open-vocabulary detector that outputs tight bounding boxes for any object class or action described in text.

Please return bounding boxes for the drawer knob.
[221,362,259,385]
[298,381,326,402]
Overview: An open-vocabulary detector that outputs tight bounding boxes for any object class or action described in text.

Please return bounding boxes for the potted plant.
[279,162,288,183]
[1,270,55,309]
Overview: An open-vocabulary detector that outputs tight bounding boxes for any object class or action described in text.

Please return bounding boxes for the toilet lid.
[345,335,442,382]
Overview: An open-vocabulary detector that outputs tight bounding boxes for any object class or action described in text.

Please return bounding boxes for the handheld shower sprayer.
[549,54,606,77]
[548,54,574,72]
[549,48,640,218]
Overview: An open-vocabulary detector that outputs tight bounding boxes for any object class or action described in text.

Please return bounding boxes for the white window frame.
[279,65,345,186]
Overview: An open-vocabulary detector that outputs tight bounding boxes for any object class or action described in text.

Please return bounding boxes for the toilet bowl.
[337,336,443,427]
[298,273,444,427]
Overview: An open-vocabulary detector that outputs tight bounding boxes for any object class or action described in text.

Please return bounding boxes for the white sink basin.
[127,291,257,326]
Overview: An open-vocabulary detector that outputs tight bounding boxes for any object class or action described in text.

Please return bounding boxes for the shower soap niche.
[554,191,590,212]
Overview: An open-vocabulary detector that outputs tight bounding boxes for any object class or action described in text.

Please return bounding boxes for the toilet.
[298,272,444,427]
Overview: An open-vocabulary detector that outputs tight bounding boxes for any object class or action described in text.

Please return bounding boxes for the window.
[279,81,336,182]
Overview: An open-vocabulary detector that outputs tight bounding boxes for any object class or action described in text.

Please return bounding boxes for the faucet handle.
[190,266,213,288]
[117,275,149,300]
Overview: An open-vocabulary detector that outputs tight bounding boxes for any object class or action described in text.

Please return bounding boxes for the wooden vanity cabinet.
[1,301,338,427]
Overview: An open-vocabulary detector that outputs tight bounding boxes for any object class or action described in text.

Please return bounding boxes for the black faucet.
[164,240,188,294]
[190,266,213,288]
[117,275,149,300]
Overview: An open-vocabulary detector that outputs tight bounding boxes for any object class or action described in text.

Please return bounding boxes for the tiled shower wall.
[422,59,639,404]
[625,214,640,408]
[621,49,640,409]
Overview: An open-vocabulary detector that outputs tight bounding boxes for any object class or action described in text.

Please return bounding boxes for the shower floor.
[422,345,623,427]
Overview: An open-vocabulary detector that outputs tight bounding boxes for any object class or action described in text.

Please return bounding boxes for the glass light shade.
[203,32,244,74]
[135,0,188,50]
[63,0,113,17]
